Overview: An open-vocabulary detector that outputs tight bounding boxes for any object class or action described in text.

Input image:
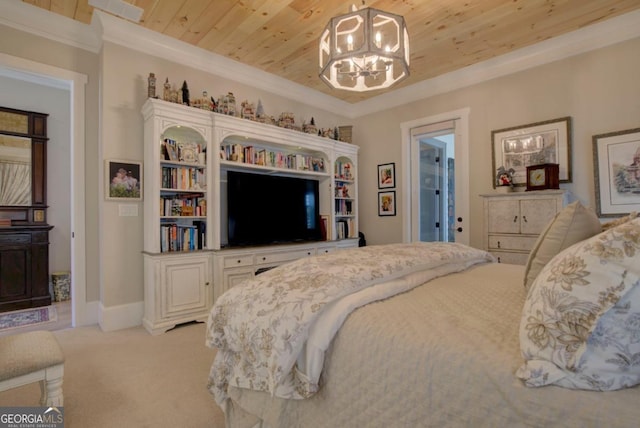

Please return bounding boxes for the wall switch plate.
[118,204,138,217]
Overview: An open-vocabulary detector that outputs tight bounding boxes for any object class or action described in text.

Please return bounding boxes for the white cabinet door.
[520,199,558,235]
[223,267,254,292]
[160,255,210,319]
[487,199,520,234]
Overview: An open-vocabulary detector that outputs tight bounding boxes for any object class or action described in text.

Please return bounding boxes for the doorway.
[0,52,89,327]
[416,131,454,242]
[401,108,470,245]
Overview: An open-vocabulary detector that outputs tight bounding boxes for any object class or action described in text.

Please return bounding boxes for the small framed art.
[378,191,396,216]
[378,162,395,189]
[106,159,142,201]
[593,127,640,217]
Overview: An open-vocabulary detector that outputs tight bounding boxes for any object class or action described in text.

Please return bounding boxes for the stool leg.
[41,364,64,407]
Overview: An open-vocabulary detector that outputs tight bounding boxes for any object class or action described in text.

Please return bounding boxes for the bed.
[206,204,640,428]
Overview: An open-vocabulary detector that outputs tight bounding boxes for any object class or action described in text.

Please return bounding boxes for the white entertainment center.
[141,98,359,334]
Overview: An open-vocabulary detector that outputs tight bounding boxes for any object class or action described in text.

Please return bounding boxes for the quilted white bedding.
[208,245,640,428]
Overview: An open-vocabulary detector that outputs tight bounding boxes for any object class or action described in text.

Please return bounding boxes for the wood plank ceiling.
[21,0,640,104]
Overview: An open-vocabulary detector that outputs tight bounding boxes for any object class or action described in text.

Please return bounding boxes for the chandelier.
[319,4,410,92]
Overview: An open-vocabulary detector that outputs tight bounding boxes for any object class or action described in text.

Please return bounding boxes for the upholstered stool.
[0,330,65,406]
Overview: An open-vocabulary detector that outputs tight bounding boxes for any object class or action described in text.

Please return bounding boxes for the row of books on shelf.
[160,195,206,217]
[220,143,325,172]
[163,138,205,164]
[160,221,206,252]
[161,166,206,191]
[336,218,355,240]
[335,199,353,216]
[334,161,353,181]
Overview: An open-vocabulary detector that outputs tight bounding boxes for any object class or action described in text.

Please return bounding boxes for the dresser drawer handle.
[497,241,501,249]
[513,215,518,223]
[522,215,528,223]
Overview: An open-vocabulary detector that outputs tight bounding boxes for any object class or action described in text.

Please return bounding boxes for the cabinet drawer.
[255,248,315,266]
[488,235,537,252]
[0,233,31,245]
[490,251,529,265]
[316,245,337,255]
[222,254,254,268]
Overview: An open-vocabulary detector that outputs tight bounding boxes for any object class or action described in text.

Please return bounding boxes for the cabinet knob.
[237,260,241,264]
[307,252,311,255]
[456,227,463,232]
[457,217,463,222]
[262,256,266,261]
[205,282,210,286]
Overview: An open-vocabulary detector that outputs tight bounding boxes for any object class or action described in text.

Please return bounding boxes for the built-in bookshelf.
[158,141,207,253]
[142,99,214,335]
[141,98,359,334]
[220,142,326,173]
[334,158,357,239]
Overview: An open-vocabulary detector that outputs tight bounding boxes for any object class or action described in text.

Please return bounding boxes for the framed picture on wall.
[378,162,395,188]
[491,117,572,188]
[378,191,396,216]
[105,159,143,201]
[593,127,640,217]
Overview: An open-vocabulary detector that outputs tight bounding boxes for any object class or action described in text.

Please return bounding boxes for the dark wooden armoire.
[0,106,53,312]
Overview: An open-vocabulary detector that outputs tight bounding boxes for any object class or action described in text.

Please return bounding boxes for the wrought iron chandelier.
[319,4,410,92]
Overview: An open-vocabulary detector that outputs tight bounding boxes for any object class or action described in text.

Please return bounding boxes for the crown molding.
[91,10,353,117]
[0,0,100,53]
[3,2,640,119]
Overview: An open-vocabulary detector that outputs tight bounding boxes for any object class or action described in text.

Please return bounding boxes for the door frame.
[0,52,91,326]
[400,108,470,245]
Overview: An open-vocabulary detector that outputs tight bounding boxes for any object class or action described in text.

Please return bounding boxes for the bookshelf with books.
[141,98,213,334]
[334,156,357,240]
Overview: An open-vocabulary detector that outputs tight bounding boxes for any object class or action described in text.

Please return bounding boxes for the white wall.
[0,75,71,274]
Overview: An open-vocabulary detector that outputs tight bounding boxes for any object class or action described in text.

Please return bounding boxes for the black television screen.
[227,170,322,247]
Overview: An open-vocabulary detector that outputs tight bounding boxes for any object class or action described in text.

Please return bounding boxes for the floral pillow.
[517,217,640,391]
[523,201,601,291]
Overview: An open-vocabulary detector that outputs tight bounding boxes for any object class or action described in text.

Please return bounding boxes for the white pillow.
[517,217,640,391]
[523,201,601,291]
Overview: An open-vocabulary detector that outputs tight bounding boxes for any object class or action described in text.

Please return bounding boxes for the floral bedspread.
[206,242,494,406]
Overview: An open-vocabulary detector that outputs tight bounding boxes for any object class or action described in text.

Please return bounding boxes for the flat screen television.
[227,170,322,247]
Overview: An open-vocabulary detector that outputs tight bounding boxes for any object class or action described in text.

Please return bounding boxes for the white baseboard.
[82,300,100,326]
[98,301,143,332]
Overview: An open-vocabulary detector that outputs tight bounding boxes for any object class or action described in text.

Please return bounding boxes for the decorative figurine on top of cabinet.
[241,100,255,120]
[181,81,190,106]
[303,117,317,135]
[163,78,171,101]
[147,73,156,98]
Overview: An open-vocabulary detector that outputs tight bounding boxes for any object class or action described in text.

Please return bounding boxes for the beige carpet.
[0,322,225,427]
